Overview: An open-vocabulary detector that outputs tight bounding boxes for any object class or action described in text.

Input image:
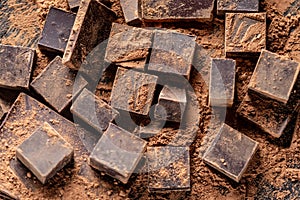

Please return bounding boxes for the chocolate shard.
[147,146,190,191]
[217,0,259,15]
[248,50,300,104]
[38,7,76,54]
[148,30,196,80]
[89,123,147,184]
[142,0,215,22]
[71,88,119,132]
[0,88,19,121]
[225,13,266,57]
[110,67,158,116]
[31,56,88,113]
[62,0,117,70]
[120,0,141,25]
[0,45,35,90]
[209,58,236,107]
[105,23,153,70]
[16,122,74,184]
[203,123,258,182]
[68,0,81,10]
[155,85,187,122]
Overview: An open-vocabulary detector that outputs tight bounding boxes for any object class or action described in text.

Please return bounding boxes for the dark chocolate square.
[148,30,196,80]
[0,45,35,90]
[110,67,158,116]
[217,0,259,15]
[31,56,88,113]
[248,50,299,104]
[71,88,119,132]
[120,0,141,24]
[105,23,153,70]
[62,0,116,70]
[225,13,266,57]
[155,85,187,122]
[38,7,76,54]
[16,122,74,184]
[209,58,236,107]
[203,123,258,182]
[142,0,215,22]
[147,146,190,191]
[89,123,147,184]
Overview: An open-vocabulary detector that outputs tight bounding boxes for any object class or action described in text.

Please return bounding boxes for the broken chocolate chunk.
[105,23,153,70]
[142,0,215,22]
[38,7,76,54]
[0,88,19,121]
[120,0,141,25]
[203,123,258,182]
[209,58,236,107]
[16,122,74,184]
[225,13,266,57]
[68,0,81,10]
[147,146,190,191]
[248,50,300,104]
[31,56,88,113]
[71,88,119,132]
[0,45,35,90]
[62,0,116,70]
[155,85,187,122]
[217,0,259,15]
[148,30,196,80]
[89,123,147,184]
[110,67,158,116]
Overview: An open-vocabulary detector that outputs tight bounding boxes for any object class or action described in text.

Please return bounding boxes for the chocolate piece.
[225,13,266,57]
[142,0,215,22]
[237,93,293,138]
[209,58,236,107]
[148,30,196,80]
[110,67,158,116]
[203,123,258,182]
[0,93,88,189]
[68,0,81,10]
[0,88,19,121]
[248,50,300,104]
[31,56,87,113]
[71,88,119,132]
[217,0,259,15]
[155,85,187,122]
[16,122,74,184]
[89,123,147,184]
[38,7,76,54]
[120,0,141,24]
[147,146,190,191]
[105,23,153,70]
[0,45,35,90]
[62,0,116,70]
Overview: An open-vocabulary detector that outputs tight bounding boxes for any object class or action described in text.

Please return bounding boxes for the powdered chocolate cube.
[155,85,187,122]
[0,45,35,90]
[63,0,116,70]
[105,23,153,69]
[209,58,236,107]
[217,0,259,15]
[31,56,87,113]
[148,30,196,80]
[225,13,266,57]
[142,0,215,22]
[71,88,119,132]
[203,123,258,182]
[248,50,300,104]
[147,146,190,191]
[38,7,76,54]
[89,123,147,184]
[16,122,74,184]
[110,67,158,116]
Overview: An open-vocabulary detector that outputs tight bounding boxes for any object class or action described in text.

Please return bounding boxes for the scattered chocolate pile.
[0,0,299,199]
